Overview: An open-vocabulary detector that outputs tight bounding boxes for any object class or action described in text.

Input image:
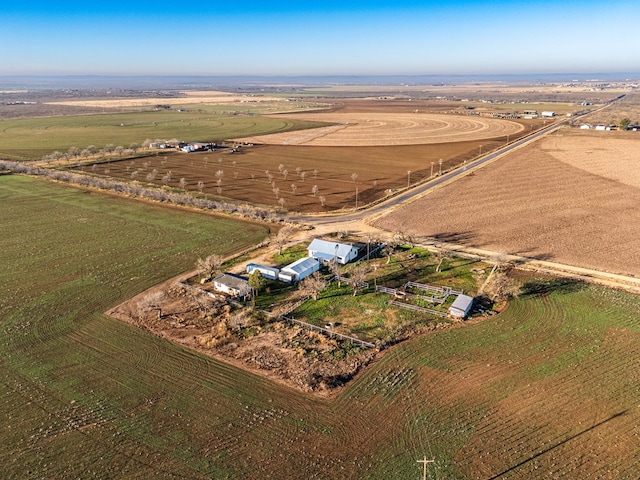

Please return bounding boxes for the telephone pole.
[417,456,434,480]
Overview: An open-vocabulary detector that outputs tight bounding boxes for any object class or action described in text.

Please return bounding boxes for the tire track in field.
[235,113,524,146]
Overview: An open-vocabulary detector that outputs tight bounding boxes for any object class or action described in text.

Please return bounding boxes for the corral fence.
[281,316,376,349]
[376,285,401,296]
[403,282,462,304]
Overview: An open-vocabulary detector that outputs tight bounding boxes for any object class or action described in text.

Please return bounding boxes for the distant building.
[307,238,359,265]
[212,273,251,299]
[279,257,320,283]
[448,294,474,319]
[580,124,592,129]
[541,111,556,117]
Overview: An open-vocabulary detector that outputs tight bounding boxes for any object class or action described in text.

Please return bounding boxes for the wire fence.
[281,316,376,349]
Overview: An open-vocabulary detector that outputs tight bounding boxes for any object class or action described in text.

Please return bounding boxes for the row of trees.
[0,160,279,221]
[41,143,143,164]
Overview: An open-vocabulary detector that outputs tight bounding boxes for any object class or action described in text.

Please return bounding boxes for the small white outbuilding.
[448,294,474,320]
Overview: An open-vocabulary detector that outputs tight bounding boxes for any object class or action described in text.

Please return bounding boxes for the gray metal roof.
[308,238,357,259]
[213,273,250,290]
[449,294,474,315]
[282,257,319,275]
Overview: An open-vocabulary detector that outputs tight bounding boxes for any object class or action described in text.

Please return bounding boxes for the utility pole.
[438,159,443,175]
[430,162,434,177]
[407,170,411,188]
[417,457,435,480]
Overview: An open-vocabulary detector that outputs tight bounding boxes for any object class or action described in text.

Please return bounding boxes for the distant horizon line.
[1,72,639,89]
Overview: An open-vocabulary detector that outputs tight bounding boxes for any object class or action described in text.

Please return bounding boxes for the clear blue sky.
[1,1,638,76]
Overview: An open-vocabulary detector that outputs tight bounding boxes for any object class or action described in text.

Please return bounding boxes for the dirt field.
[91,98,545,212]
[107,281,377,396]
[234,112,524,146]
[92,138,513,212]
[374,128,640,277]
[43,90,290,108]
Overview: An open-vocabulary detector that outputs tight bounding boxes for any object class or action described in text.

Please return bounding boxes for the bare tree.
[319,195,326,207]
[291,183,297,194]
[481,265,518,302]
[179,177,187,189]
[311,185,319,197]
[197,180,204,193]
[137,290,166,320]
[434,251,450,272]
[68,146,80,159]
[330,259,342,288]
[274,226,294,255]
[300,171,306,182]
[189,289,217,318]
[299,272,327,300]
[196,254,223,281]
[278,197,285,209]
[351,172,358,183]
[347,263,369,296]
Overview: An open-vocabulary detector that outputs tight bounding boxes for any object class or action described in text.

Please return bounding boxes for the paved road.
[288,119,565,226]
[285,97,640,292]
[290,97,622,227]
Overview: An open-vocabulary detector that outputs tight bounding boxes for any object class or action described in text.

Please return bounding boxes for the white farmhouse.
[541,111,556,118]
[307,238,359,265]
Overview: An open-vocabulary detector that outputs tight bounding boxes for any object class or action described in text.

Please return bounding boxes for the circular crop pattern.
[236,113,524,146]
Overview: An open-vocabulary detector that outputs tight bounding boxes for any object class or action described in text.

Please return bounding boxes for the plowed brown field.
[235,112,524,146]
[97,98,542,212]
[374,129,640,276]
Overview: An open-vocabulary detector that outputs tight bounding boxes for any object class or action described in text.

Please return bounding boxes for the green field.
[1,174,639,479]
[0,110,330,160]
